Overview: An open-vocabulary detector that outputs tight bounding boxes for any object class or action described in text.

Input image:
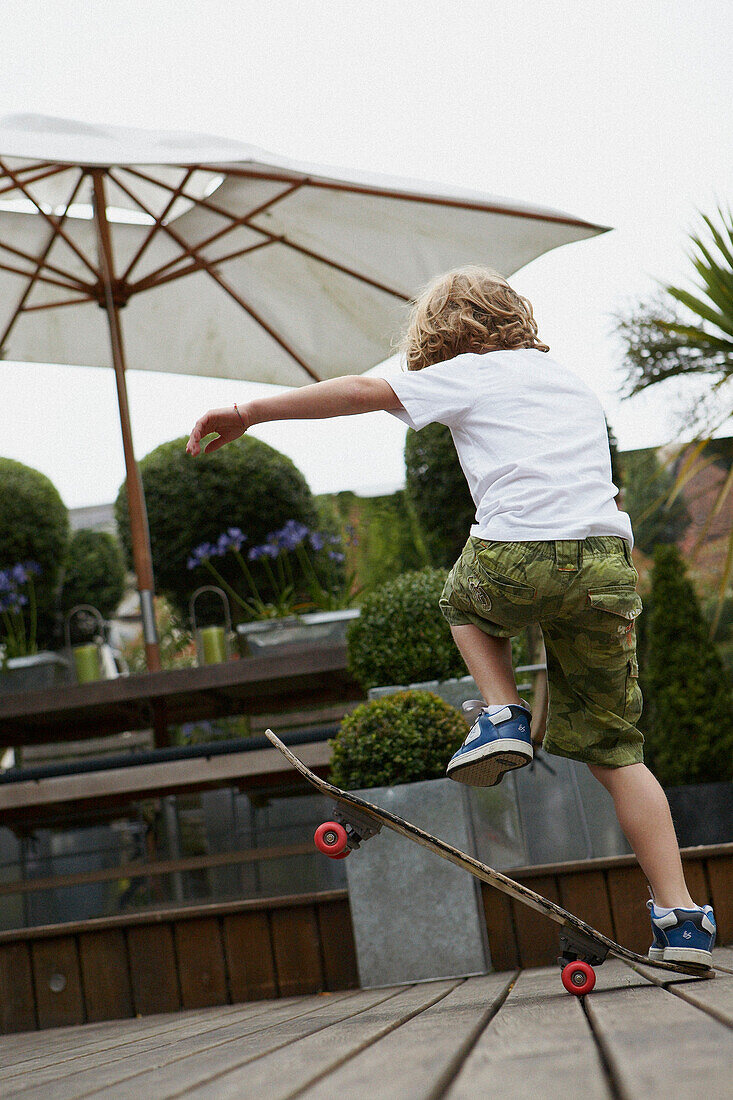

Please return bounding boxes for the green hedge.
[346,567,465,690]
[114,435,319,620]
[0,458,69,646]
[404,423,474,568]
[642,544,733,784]
[330,690,467,788]
[60,529,127,620]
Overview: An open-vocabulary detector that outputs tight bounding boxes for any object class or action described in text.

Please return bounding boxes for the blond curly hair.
[399,265,549,371]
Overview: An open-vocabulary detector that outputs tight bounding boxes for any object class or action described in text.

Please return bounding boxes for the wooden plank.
[270,905,324,996]
[558,870,615,941]
[296,975,514,1100]
[511,874,561,967]
[707,853,733,945]
[503,842,733,879]
[315,898,358,991]
[0,941,37,1033]
[126,925,180,1016]
[585,978,733,1096]
[30,937,85,1030]
[0,996,324,1096]
[0,889,347,944]
[125,987,410,1100]
[605,864,651,954]
[625,945,733,1027]
[0,744,333,812]
[480,883,519,972]
[222,911,277,1002]
[174,918,229,1009]
[0,639,356,746]
[445,967,613,1099]
[14,990,361,1099]
[78,930,134,1023]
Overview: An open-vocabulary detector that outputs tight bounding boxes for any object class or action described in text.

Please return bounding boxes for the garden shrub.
[114,435,319,620]
[404,424,474,568]
[642,544,733,784]
[60,529,127,619]
[346,567,466,690]
[329,690,468,788]
[0,457,69,646]
[321,489,427,594]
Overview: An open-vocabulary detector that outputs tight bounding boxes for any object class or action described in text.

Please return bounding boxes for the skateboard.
[265,729,723,995]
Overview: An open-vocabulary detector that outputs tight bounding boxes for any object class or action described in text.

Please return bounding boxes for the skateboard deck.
[265,729,725,992]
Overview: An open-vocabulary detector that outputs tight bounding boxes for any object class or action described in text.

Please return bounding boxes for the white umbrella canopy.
[0,114,609,669]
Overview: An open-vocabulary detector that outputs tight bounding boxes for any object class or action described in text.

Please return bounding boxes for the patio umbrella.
[0,113,609,669]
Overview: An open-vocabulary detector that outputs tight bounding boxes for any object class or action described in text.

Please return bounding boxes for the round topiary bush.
[60,530,127,620]
[0,457,69,646]
[114,435,319,619]
[329,690,468,788]
[346,567,466,690]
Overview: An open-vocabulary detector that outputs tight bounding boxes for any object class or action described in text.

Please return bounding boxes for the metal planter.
[344,777,490,987]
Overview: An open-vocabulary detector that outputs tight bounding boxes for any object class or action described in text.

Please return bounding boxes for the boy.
[187,265,716,967]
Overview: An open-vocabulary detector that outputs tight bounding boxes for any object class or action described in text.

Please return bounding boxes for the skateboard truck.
[314,805,383,858]
[557,927,610,995]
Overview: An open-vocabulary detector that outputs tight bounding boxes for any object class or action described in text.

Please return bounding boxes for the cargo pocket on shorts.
[587,586,643,719]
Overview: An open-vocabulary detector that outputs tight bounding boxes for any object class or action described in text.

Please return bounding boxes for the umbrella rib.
[116,166,197,284]
[0,168,90,349]
[118,168,409,302]
[0,163,71,198]
[216,165,608,230]
[23,295,96,312]
[119,166,305,286]
[0,158,101,280]
[106,169,322,382]
[0,254,89,294]
[130,237,276,294]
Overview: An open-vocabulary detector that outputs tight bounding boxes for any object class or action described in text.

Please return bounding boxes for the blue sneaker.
[447,701,533,786]
[647,901,716,967]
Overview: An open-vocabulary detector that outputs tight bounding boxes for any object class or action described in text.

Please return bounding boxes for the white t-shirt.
[387,349,634,547]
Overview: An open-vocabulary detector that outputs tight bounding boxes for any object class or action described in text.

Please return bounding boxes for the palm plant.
[616,207,733,635]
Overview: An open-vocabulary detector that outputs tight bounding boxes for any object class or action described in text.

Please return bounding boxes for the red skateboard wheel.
[561,960,596,995]
[314,821,349,857]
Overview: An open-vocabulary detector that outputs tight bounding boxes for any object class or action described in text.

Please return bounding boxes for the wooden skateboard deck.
[265,729,725,991]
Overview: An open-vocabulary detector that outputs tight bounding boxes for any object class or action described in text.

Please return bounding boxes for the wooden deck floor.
[1,948,731,1099]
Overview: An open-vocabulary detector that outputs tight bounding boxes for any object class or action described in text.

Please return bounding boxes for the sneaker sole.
[447,744,533,787]
[661,946,713,968]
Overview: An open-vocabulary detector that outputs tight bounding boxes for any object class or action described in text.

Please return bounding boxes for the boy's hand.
[186,405,247,456]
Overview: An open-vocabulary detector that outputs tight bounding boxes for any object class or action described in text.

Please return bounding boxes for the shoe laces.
[461,698,532,722]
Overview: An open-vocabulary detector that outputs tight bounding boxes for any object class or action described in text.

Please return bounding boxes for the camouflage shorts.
[440,536,644,768]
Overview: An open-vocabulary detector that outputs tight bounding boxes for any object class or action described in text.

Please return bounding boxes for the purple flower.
[328,551,345,563]
[23,561,42,576]
[186,543,214,570]
[226,528,246,551]
[11,564,29,585]
[0,571,13,593]
[272,520,309,551]
[248,543,279,561]
[308,532,326,552]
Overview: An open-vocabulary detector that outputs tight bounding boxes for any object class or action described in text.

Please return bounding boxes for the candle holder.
[189,586,233,666]
[64,605,106,684]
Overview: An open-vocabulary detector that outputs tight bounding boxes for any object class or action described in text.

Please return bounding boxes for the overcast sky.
[1,0,731,508]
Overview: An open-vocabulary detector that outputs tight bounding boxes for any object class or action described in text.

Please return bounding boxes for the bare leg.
[589,762,696,909]
[450,624,520,705]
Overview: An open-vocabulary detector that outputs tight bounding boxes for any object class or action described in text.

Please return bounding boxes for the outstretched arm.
[186,376,402,456]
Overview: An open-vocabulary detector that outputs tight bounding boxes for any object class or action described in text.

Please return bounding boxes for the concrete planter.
[236,608,359,656]
[344,777,490,987]
[0,652,72,695]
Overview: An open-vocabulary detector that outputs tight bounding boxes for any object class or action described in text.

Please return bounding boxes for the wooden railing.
[2,842,730,1034]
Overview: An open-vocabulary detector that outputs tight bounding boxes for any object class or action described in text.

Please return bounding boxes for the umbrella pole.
[91,171,162,678]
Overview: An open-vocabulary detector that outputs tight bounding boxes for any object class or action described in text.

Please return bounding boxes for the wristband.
[233,403,245,429]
